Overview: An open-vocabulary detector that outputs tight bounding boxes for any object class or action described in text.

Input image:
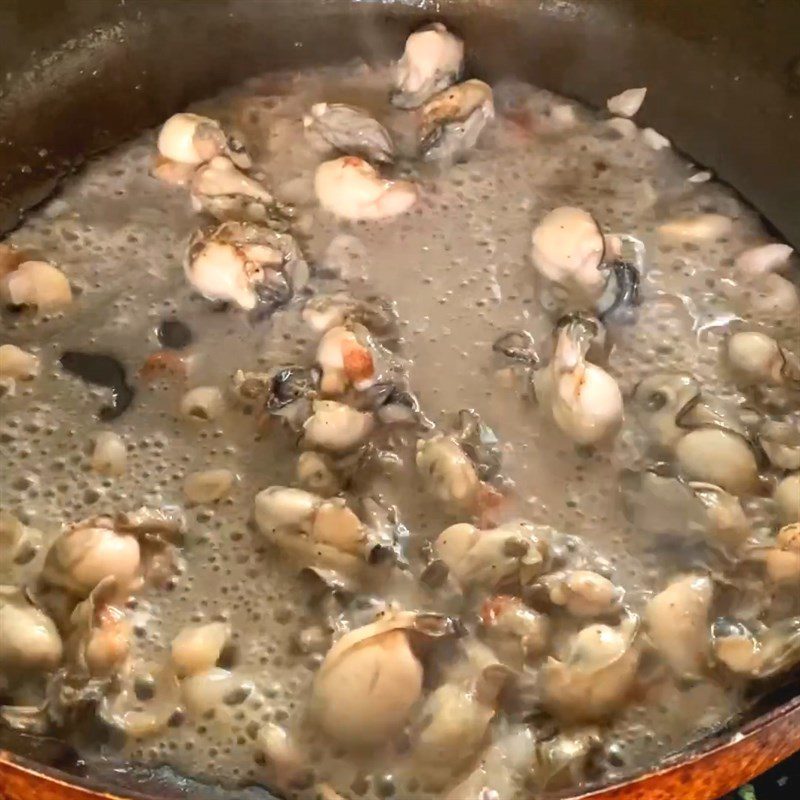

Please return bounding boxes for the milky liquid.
[1,61,798,800]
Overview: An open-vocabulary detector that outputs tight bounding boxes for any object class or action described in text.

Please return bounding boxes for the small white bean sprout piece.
[171,621,231,677]
[640,127,671,150]
[0,344,39,381]
[302,400,375,453]
[257,723,310,790]
[91,431,127,476]
[392,22,464,109]
[314,156,418,222]
[645,574,712,679]
[181,667,250,716]
[180,385,225,422]
[606,87,647,117]
[316,325,376,395]
[0,260,73,311]
[774,473,799,524]
[657,214,733,242]
[734,243,793,278]
[606,117,637,138]
[183,468,236,504]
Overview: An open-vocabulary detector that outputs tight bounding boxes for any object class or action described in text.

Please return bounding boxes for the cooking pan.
[0,1,798,799]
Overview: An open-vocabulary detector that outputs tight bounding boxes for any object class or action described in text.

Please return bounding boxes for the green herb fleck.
[738,785,757,800]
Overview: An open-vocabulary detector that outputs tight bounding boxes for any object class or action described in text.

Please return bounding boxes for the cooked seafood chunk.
[0,586,63,672]
[534,315,623,445]
[621,469,751,550]
[712,617,800,679]
[0,260,72,311]
[185,221,305,310]
[314,156,417,221]
[542,569,624,617]
[42,509,183,598]
[304,103,395,164]
[392,23,464,109]
[531,208,606,304]
[419,79,495,161]
[316,324,376,395]
[0,344,39,382]
[310,608,454,748]
[157,112,250,168]
[416,434,480,511]
[190,156,278,222]
[632,372,759,494]
[541,612,640,721]
[302,400,375,453]
[726,331,799,387]
[410,664,508,785]
[435,520,550,590]
[774,473,800,523]
[645,574,712,679]
[480,595,551,664]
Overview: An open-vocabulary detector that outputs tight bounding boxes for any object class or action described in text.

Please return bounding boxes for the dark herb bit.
[156,318,193,350]
[59,351,135,420]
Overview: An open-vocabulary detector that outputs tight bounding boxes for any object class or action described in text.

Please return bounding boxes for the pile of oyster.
[1,18,799,800]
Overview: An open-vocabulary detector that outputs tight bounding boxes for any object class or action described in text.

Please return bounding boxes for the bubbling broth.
[1,23,799,800]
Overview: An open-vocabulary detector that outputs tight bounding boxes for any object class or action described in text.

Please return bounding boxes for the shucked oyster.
[631,372,759,495]
[541,612,640,721]
[621,468,751,550]
[419,79,495,161]
[310,608,455,748]
[304,103,395,164]
[530,207,642,319]
[185,220,307,311]
[533,314,623,446]
[391,23,464,109]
